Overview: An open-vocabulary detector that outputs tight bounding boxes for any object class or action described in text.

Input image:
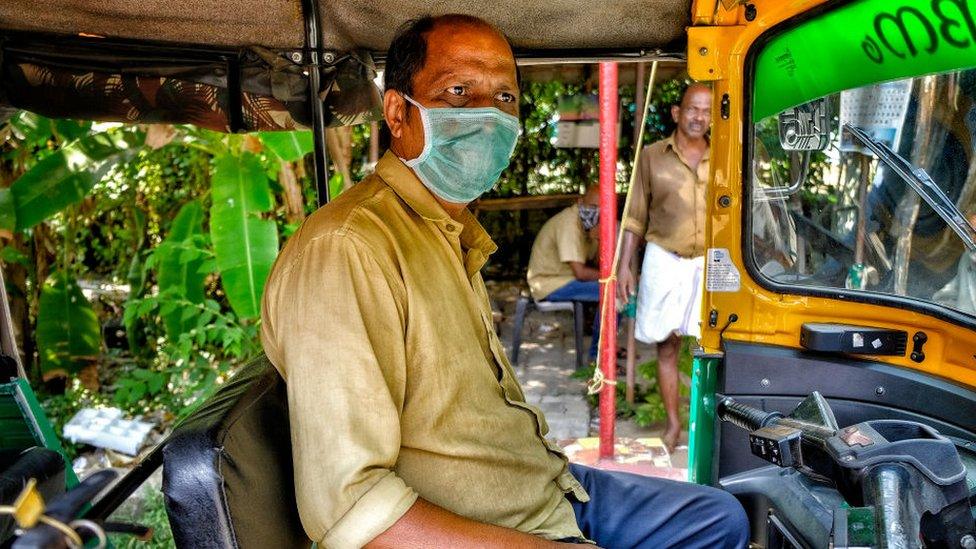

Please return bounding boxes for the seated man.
[261,13,748,549]
[526,186,602,360]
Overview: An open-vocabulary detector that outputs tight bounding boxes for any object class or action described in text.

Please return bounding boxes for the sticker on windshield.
[706,248,741,292]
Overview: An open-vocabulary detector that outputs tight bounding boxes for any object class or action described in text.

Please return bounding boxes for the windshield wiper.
[843,123,976,254]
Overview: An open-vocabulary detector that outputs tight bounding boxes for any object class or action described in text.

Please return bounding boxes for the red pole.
[598,62,618,460]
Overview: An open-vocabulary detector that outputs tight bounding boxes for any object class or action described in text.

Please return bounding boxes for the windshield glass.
[749,0,976,318]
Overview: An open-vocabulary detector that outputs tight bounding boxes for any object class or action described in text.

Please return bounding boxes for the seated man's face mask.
[400,94,521,204]
[578,204,600,231]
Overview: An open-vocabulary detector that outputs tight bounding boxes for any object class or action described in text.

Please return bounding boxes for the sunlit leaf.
[257,131,313,162]
[11,130,140,230]
[210,153,278,319]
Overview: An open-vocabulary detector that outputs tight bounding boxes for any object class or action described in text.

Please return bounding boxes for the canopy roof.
[0,1,692,132]
[0,0,691,54]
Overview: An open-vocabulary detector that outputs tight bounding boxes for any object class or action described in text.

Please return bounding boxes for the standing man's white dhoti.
[634,242,704,344]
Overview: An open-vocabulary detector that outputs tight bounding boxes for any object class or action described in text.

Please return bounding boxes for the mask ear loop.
[401,94,435,166]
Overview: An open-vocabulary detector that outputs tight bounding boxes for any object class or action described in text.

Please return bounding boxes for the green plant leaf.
[0,188,16,233]
[36,272,102,379]
[155,200,209,337]
[256,131,313,162]
[210,153,278,319]
[11,130,138,230]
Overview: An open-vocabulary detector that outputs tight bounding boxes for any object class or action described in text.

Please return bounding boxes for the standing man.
[262,17,746,547]
[527,185,601,361]
[618,83,712,453]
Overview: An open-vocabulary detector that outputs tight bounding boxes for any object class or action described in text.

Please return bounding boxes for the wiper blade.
[843,123,976,254]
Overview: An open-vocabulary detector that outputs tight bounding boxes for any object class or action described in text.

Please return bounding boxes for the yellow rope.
[587,60,659,396]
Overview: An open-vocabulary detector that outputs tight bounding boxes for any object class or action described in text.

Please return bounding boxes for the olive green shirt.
[526,204,598,300]
[624,134,710,258]
[260,152,588,548]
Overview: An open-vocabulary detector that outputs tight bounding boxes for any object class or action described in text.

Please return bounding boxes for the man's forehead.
[682,86,712,106]
[420,22,516,78]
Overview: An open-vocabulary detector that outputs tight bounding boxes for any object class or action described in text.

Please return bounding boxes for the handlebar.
[716,396,782,431]
[715,394,971,548]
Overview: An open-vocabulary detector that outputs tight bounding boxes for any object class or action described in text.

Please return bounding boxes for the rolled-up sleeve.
[262,230,417,548]
[624,146,653,238]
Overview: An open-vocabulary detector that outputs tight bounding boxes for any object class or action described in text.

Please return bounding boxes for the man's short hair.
[384,14,516,96]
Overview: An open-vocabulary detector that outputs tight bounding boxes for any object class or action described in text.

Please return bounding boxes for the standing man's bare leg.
[656,333,682,452]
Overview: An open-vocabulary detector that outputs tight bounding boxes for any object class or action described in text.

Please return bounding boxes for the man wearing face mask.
[527,185,602,361]
[261,16,746,549]
[617,83,713,454]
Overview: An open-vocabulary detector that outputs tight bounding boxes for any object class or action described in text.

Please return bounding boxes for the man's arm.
[568,261,600,282]
[618,147,652,301]
[616,230,641,301]
[367,499,578,548]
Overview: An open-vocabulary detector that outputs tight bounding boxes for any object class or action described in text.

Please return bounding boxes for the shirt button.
[445,223,456,232]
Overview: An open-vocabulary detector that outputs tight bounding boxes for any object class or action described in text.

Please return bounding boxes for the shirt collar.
[664,132,711,166]
[375,151,498,260]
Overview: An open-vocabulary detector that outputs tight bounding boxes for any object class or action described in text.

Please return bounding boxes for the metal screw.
[960,534,976,548]
[699,47,708,56]
[760,378,770,388]
[290,51,303,63]
[323,52,337,64]
[718,195,732,208]
[875,386,885,396]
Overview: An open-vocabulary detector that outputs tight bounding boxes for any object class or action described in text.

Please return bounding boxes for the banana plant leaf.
[156,200,209,338]
[0,189,15,234]
[210,153,278,319]
[36,272,101,380]
[10,128,142,231]
[257,131,313,162]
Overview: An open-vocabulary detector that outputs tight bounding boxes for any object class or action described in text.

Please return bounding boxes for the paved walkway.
[488,281,690,477]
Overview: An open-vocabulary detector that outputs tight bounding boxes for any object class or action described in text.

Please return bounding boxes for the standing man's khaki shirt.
[261,152,588,548]
[526,204,598,301]
[623,133,710,258]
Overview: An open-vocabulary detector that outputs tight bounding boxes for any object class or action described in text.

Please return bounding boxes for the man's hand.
[617,264,637,303]
[366,499,584,548]
[616,230,642,302]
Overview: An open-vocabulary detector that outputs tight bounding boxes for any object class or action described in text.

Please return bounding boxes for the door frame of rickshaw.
[687,0,976,483]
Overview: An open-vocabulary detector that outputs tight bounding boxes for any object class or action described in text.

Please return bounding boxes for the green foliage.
[209,153,279,319]
[11,127,142,230]
[258,131,313,162]
[573,337,695,428]
[36,272,102,378]
[152,200,211,337]
[108,486,175,549]
[0,188,15,233]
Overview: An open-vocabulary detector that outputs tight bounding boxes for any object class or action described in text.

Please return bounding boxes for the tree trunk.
[278,160,306,225]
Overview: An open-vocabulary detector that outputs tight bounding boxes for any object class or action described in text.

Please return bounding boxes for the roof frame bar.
[300,0,331,207]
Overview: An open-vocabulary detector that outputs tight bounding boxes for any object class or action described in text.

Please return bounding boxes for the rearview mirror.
[778,98,830,152]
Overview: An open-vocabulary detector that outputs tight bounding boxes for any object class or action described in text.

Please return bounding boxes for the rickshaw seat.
[162,354,312,549]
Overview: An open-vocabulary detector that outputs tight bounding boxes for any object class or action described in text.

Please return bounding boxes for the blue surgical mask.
[399,94,521,203]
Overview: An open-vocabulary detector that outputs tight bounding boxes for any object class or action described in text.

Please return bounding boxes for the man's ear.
[384,89,407,138]
[671,104,681,124]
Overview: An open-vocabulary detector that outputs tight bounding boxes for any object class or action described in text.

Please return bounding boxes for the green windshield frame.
[754,0,976,121]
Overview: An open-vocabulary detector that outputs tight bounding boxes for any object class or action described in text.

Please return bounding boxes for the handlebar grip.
[716,397,782,431]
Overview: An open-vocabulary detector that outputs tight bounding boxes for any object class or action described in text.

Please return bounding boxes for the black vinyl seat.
[162,355,312,549]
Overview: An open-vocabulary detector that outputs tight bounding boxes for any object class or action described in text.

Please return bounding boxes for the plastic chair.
[510,294,586,371]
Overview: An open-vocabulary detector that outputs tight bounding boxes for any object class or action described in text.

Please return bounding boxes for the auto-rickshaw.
[1,0,975,547]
